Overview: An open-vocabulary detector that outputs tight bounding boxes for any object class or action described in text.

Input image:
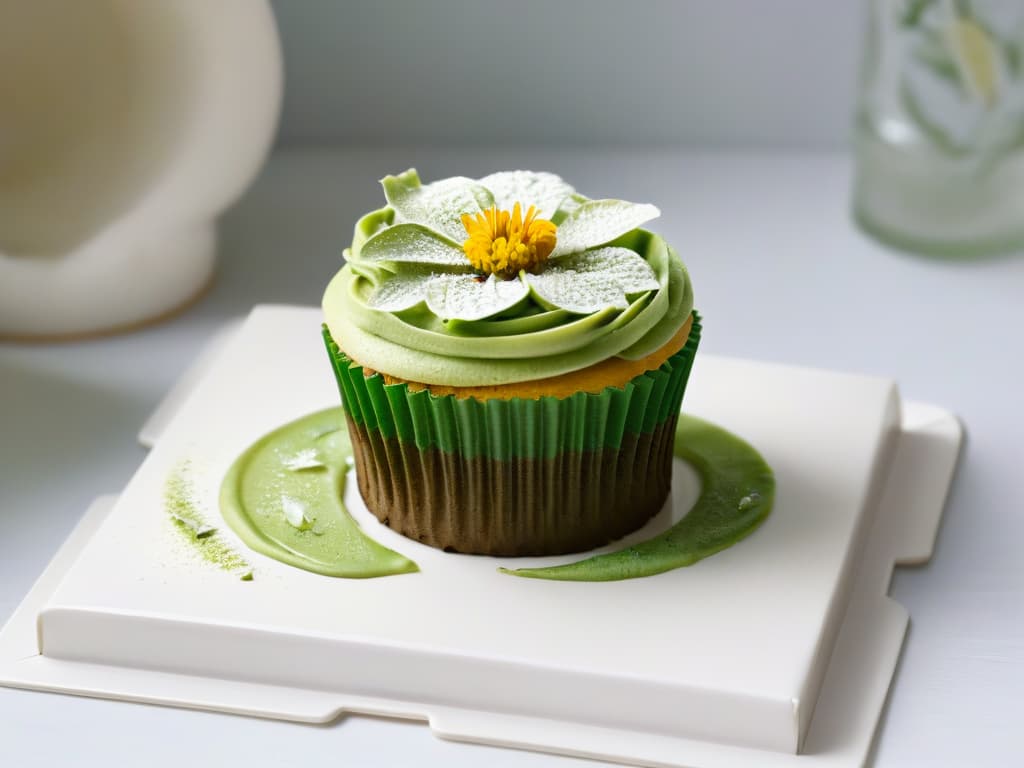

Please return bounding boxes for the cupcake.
[322,170,699,556]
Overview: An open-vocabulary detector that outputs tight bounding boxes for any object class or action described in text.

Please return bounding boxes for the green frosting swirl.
[323,206,694,387]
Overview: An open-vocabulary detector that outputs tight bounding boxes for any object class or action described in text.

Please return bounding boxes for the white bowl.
[0,0,282,338]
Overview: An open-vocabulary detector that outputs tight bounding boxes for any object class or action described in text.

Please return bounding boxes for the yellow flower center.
[461,202,557,278]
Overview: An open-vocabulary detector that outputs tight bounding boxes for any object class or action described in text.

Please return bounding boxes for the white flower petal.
[360,223,467,266]
[525,247,659,314]
[366,270,434,312]
[553,193,585,224]
[283,448,325,471]
[478,170,575,220]
[561,247,660,292]
[527,272,629,315]
[551,199,660,257]
[171,514,216,539]
[425,273,529,321]
[382,169,493,243]
[282,496,314,531]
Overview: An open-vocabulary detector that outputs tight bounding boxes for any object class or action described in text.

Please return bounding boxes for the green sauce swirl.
[219,410,772,582]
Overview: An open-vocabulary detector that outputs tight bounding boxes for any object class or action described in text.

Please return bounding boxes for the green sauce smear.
[218,411,771,582]
[220,408,418,578]
[500,413,775,581]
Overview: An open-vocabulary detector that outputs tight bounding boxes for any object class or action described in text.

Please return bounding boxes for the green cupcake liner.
[322,313,701,461]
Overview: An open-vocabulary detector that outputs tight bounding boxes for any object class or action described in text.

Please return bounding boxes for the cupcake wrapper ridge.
[324,315,701,459]
[322,314,702,555]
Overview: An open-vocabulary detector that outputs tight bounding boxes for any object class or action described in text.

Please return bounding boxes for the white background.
[2,2,1023,766]
[270,0,864,149]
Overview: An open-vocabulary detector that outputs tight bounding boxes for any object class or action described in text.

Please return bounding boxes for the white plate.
[0,306,962,767]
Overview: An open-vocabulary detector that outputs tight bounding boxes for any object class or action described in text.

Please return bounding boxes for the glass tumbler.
[853,0,1024,257]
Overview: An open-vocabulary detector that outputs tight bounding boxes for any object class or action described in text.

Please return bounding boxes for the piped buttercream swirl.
[322,171,694,387]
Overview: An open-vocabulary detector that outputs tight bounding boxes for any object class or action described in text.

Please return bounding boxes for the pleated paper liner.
[322,314,702,555]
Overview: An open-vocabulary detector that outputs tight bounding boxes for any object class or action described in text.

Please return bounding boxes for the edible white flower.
[351,170,662,321]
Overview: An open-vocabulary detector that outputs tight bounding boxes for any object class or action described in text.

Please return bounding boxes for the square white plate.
[0,306,961,767]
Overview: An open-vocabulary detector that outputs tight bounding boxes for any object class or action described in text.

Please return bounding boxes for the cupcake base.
[324,314,701,556]
[348,416,678,556]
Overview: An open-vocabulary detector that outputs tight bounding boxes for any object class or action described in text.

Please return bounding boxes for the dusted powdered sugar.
[425,273,529,321]
[478,170,576,221]
[551,200,660,257]
[526,247,660,315]
[359,223,465,265]
[383,171,492,243]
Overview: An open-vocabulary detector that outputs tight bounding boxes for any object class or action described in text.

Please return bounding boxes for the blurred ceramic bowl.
[0,0,282,338]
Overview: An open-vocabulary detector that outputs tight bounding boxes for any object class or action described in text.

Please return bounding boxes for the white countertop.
[2,147,1021,767]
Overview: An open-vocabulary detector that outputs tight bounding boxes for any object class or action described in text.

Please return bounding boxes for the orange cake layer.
[360,314,694,401]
